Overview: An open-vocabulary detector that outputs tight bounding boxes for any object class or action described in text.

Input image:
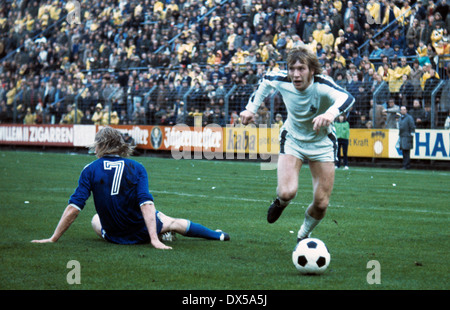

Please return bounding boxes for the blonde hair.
[91,127,134,158]
[286,46,323,75]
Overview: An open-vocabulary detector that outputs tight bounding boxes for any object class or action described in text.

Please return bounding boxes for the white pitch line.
[151,190,450,216]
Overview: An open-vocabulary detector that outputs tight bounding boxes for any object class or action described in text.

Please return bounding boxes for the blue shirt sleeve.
[136,162,154,205]
[68,163,92,210]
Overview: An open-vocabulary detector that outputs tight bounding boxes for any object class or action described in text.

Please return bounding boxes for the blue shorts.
[101,211,163,245]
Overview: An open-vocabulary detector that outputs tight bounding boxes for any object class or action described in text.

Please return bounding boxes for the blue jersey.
[69,156,154,244]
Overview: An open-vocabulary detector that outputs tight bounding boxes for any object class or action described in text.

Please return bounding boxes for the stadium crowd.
[0,0,449,128]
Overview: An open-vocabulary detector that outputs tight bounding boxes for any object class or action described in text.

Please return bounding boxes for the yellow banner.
[348,129,390,158]
[223,125,280,155]
[222,127,391,158]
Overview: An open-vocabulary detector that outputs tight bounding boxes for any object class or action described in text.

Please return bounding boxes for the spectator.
[379,31,393,50]
[355,113,370,128]
[398,106,415,170]
[430,22,445,47]
[343,1,358,25]
[416,0,428,21]
[372,73,391,107]
[24,107,36,124]
[399,74,415,110]
[100,106,113,125]
[384,97,400,129]
[334,29,347,52]
[410,60,424,99]
[361,61,375,88]
[334,73,347,91]
[177,78,191,101]
[377,62,392,82]
[274,113,283,127]
[154,105,167,125]
[333,61,347,81]
[386,57,403,103]
[435,0,449,22]
[0,101,12,123]
[312,22,325,46]
[245,67,259,84]
[189,81,205,110]
[302,15,315,43]
[322,25,335,50]
[110,110,120,125]
[399,0,413,27]
[350,49,362,69]
[47,101,65,124]
[131,107,146,125]
[81,109,94,124]
[434,31,450,60]
[354,84,371,117]
[380,42,395,58]
[92,103,104,125]
[347,73,362,99]
[315,43,327,65]
[391,29,406,51]
[335,114,350,170]
[421,64,440,91]
[403,41,417,57]
[382,1,401,29]
[417,40,431,66]
[392,44,404,57]
[369,98,387,128]
[409,98,429,129]
[423,67,441,107]
[275,31,288,55]
[331,7,344,36]
[61,103,84,124]
[214,80,227,102]
[406,19,420,46]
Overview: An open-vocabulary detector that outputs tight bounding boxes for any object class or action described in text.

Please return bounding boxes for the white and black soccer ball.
[292,238,330,275]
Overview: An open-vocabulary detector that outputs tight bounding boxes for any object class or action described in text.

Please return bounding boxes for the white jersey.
[246,71,355,142]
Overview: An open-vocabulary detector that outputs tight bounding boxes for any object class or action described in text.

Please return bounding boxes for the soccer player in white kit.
[240,46,354,242]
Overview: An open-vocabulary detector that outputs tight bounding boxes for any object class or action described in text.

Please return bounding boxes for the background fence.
[1,58,449,130]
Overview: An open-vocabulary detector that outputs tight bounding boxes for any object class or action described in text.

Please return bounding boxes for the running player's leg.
[277,154,302,203]
[158,212,229,241]
[267,154,302,223]
[297,161,335,240]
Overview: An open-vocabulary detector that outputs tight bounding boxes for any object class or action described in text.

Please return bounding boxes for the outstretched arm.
[242,74,277,125]
[31,205,80,243]
[240,109,256,125]
[140,202,172,250]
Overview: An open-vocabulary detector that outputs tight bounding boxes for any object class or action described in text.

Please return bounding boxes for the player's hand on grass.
[31,238,56,243]
[151,240,172,250]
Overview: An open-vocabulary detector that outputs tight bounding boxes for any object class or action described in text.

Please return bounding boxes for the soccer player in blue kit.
[32,127,229,249]
[240,46,354,242]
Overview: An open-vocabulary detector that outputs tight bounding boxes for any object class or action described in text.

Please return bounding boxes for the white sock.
[297,211,321,239]
[278,197,290,208]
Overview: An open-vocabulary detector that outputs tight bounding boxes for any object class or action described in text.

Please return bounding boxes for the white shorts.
[279,129,337,162]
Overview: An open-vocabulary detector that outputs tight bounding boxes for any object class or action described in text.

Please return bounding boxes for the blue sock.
[185,221,222,240]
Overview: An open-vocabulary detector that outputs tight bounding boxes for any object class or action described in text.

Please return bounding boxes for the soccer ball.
[292,238,330,275]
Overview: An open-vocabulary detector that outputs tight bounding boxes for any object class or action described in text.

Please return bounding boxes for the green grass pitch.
[0,150,448,290]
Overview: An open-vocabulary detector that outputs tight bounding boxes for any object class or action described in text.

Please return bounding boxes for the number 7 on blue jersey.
[104,160,124,195]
